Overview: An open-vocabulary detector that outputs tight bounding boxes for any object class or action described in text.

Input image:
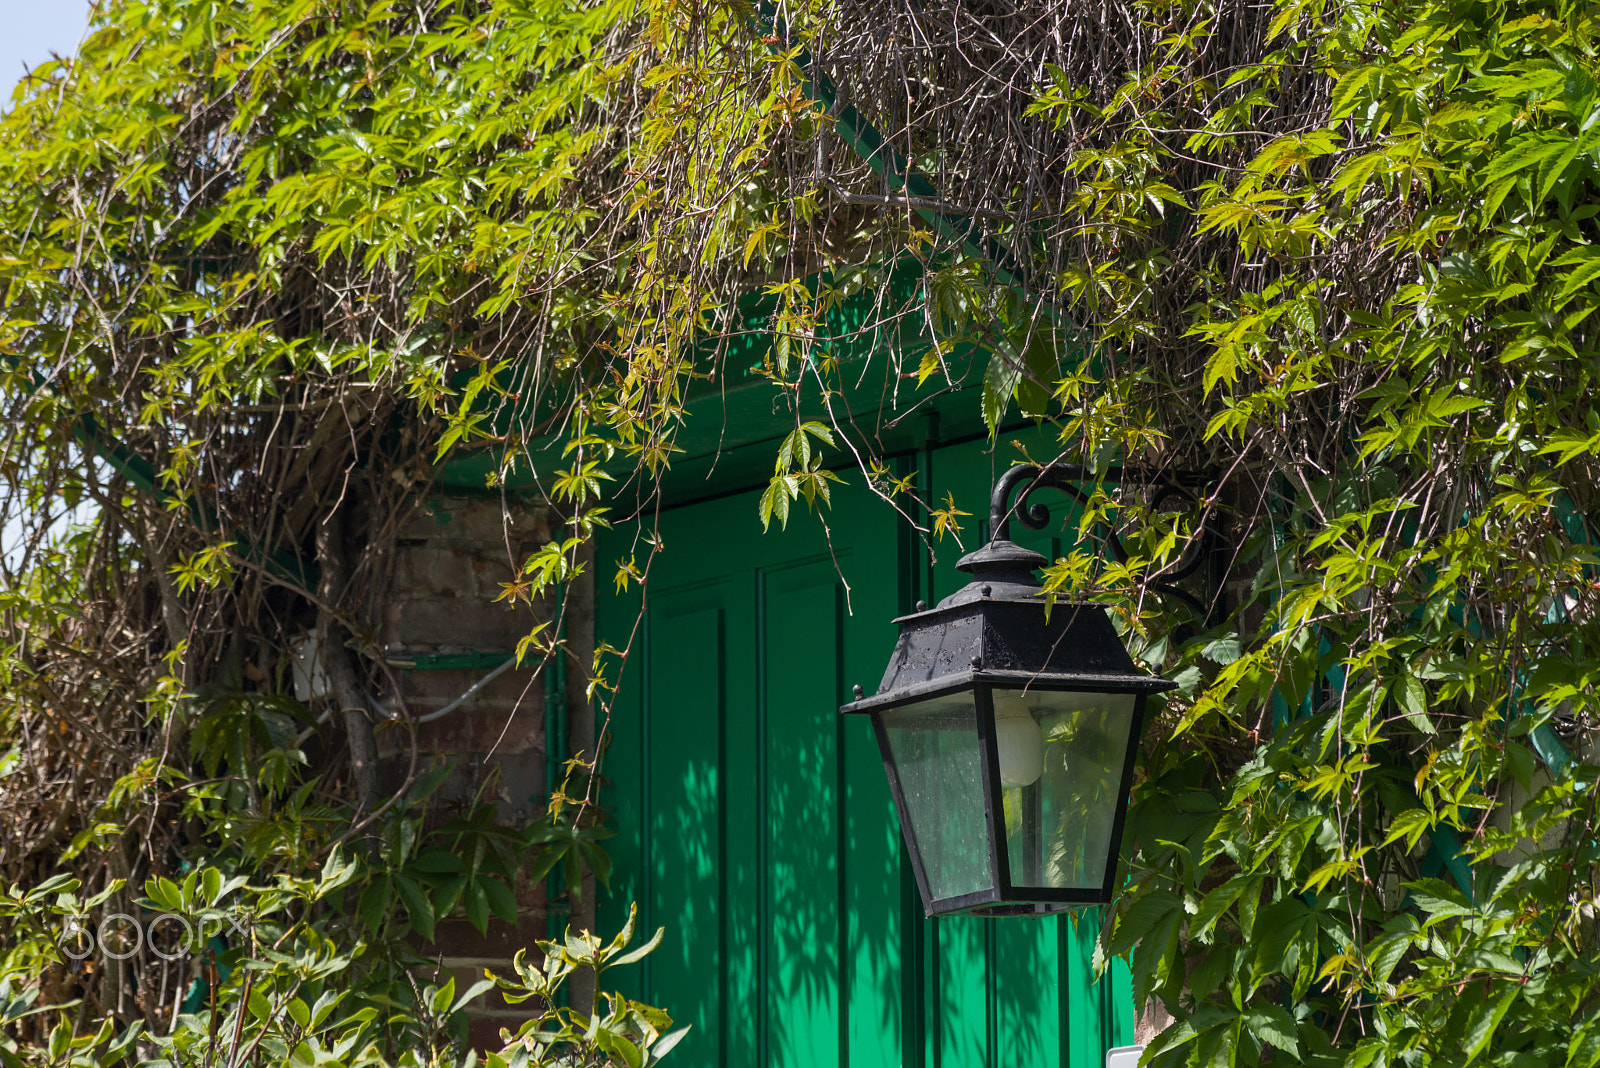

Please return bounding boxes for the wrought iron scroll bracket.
[988,463,1220,630]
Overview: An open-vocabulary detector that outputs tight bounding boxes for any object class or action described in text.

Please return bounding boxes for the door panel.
[935,917,990,1065]
[997,918,1062,1065]
[762,561,842,1068]
[648,598,726,1067]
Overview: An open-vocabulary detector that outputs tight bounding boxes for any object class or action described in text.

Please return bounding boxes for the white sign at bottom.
[1106,1044,1145,1068]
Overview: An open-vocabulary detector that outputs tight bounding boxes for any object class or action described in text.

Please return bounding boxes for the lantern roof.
[840,533,1176,716]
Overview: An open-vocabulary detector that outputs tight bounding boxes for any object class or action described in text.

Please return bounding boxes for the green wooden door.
[597,436,1135,1067]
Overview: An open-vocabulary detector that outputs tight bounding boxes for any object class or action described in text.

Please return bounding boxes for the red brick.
[465,1014,525,1054]
[405,698,543,756]
[394,598,528,651]
[394,546,480,597]
[401,498,552,546]
[402,666,542,705]
[432,915,546,962]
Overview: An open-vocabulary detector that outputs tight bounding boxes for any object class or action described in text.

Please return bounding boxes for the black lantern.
[841,465,1182,917]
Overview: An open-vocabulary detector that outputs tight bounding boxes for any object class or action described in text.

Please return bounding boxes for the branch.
[314,508,383,815]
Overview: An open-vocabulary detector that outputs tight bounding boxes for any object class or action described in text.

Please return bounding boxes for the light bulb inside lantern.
[993,691,1044,787]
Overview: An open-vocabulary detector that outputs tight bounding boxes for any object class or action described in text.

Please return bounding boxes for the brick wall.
[375,494,568,1046]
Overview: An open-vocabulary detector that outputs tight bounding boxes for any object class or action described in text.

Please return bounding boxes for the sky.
[0,0,94,96]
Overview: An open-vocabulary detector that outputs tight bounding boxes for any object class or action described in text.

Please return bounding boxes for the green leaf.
[410,850,465,875]
[395,873,436,940]
[1203,347,1238,396]
[1329,66,1375,118]
[1249,897,1314,989]
[653,1025,693,1061]
[451,978,498,1015]
[1111,889,1182,957]
[1484,131,1568,184]
[310,990,344,1031]
[1244,1004,1299,1057]
[247,988,272,1022]
[1503,740,1536,792]
[578,840,613,889]
[481,876,518,925]
[596,1029,644,1068]
[1463,985,1518,1065]
[32,872,81,900]
[1129,907,1183,1008]
[1535,427,1600,466]
[1016,330,1059,418]
[1406,877,1474,920]
[1567,1022,1600,1068]
[1191,875,1249,942]
[1367,919,1419,985]
[608,925,666,969]
[1203,637,1242,665]
[464,880,490,935]
[408,763,453,806]
[432,874,468,919]
[759,478,792,532]
[48,1019,69,1062]
[1557,248,1600,300]
[1394,674,1433,733]
[359,875,391,933]
[430,978,457,1019]
[1384,808,1434,852]
[982,353,1021,439]
[526,842,569,886]
[799,420,835,448]
[1248,130,1341,176]
[1538,126,1600,205]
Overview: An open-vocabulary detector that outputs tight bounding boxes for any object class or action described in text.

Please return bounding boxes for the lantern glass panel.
[880,693,992,902]
[995,688,1138,891]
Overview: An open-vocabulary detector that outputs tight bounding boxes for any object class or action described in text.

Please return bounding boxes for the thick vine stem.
[314,508,383,815]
